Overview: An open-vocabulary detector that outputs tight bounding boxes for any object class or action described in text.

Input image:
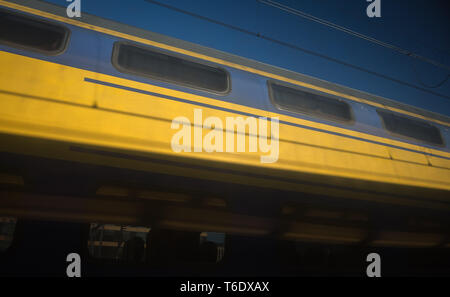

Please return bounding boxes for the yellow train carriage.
[0,0,449,247]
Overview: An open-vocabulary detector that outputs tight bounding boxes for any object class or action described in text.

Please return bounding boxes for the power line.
[260,0,450,90]
[144,0,450,100]
[411,61,450,89]
[259,0,450,72]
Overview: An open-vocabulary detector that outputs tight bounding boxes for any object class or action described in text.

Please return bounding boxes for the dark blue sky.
[44,0,450,116]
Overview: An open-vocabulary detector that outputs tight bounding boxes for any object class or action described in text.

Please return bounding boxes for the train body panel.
[0,0,449,214]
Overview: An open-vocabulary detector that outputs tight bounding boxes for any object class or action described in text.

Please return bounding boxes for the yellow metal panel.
[0,51,95,106]
[423,148,450,169]
[388,147,429,165]
[0,52,449,209]
[371,231,444,247]
[97,75,390,160]
[279,124,390,159]
[2,50,448,162]
[427,156,450,169]
[0,90,449,198]
[283,222,366,244]
[277,139,450,192]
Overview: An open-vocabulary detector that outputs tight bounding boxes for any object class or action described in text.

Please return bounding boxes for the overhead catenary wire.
[259,0,450,89]
[145,0,450,99]
[259,0,450,72]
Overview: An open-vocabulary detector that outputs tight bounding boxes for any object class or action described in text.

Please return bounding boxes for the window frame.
[377,109,445,147]
[0,8,70,56]
[111,41,231,95]
[267,80,354,124]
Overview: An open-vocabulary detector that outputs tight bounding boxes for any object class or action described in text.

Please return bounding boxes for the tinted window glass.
[0,9,69,54]
[88,223,150,263]
[378,110,443,146]
[269,82,352,123]
[113,43,229,93]
[88,223,225,264]
[0,217,16,252]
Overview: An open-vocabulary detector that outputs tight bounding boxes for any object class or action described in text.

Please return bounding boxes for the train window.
[112,42,230,94]
[377,110,444,146]
[268,82,353,123]
[202,232,225,263]
[88,223,225,264]
[0,8,69,55]
[0,217,16,252]
[88,223,150,263]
